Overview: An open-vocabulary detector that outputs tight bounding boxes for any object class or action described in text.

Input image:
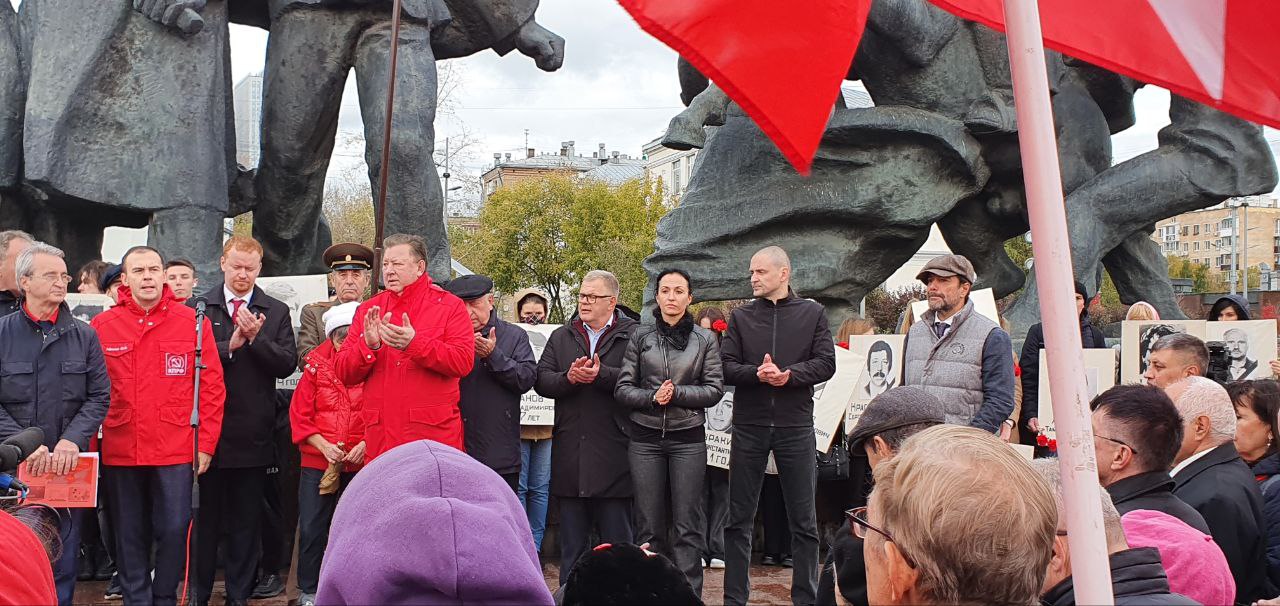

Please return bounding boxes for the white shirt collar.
[584,314,615,335]
[224,285,253,307]
[1170,445,1217,477]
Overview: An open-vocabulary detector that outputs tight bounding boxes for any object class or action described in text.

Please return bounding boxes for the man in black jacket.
[1033,459,1198,606]
[191,236,298,606]
[0,229,32,317]
[447,274,537,492]
[1019,281,1108,442]
[1089,385,1209,532]
[721,246,836,606]
[0,241,110,605]
[534,270,638,581]
[1166,376,1274,604]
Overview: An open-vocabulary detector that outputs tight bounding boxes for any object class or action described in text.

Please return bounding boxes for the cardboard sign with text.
[518,324,560,426]
[260,274,329,391]
[843,335,906,435]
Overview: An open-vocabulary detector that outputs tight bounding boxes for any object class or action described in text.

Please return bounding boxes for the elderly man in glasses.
[0,241,110,604]
[849,425,1057,606]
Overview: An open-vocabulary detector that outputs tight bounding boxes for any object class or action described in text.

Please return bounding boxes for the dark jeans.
[297,467,355,595]
[103,464,193,606]
[724,425,818,606]
[630,437,708,596]
[53,508,83,606]
[558,496,634,583]
[195,466,266,602]
[704,466,730,560]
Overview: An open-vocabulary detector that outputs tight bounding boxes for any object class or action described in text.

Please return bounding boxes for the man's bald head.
[752,246,791,270]
[749,246,792,301]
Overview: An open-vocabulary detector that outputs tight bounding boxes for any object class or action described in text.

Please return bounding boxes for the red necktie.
[231,299,244,325]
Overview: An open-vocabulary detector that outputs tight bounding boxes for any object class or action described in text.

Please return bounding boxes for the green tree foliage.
[452,174,667,323]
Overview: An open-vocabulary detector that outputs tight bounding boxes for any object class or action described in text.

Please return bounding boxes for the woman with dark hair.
[1228,379,1280,587]
[616,269,724,598]
[76,260,109,294]
[1209,295,1251,321]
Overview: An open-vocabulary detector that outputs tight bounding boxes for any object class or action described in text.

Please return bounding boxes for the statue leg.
[253,8,357,276]
[149,205,225,292]
[663,83,729,151]
[355,19,451,282]
[1102,231,1186,319]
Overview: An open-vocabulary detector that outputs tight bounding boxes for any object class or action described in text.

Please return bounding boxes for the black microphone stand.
[188,299,208,604]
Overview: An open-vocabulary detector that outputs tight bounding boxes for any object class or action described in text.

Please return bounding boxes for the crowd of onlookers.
[6,224,1280,606]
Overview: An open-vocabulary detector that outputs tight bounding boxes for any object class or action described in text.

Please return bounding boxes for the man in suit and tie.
[191,236,298,606]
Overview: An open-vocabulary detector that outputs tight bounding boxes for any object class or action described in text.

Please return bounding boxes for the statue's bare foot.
[663,112,707,150]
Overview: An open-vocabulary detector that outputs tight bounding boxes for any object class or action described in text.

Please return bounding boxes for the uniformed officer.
[296,243,373,369]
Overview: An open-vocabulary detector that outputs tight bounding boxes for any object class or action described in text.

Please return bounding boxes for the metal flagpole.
[1001,0,1113,603]
[372,0,406,295]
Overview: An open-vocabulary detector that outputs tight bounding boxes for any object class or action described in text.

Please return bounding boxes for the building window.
[1194,242,1200,251]
[1193,225,1200,236]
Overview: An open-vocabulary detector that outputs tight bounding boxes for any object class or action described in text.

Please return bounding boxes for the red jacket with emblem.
[291,339,366,472]
[91,286,225,466]
[333,276,474,459]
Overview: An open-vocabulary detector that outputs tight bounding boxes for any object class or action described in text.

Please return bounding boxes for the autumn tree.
[452,174,667,322]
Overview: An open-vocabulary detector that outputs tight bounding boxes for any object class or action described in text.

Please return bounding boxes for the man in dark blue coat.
[446,274,537,492]
[0,241,110,605]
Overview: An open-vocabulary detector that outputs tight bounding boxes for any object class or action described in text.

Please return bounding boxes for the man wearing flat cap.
[445,274,537,491]
[817,386,945,606]
[902,254,1014,433]
[297,243,373,370]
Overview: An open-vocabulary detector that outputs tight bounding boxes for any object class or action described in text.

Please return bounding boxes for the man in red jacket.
[334,234,474,459]
[91,246,225,605]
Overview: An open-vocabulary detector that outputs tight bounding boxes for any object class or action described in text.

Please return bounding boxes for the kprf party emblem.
[165,353,189,377]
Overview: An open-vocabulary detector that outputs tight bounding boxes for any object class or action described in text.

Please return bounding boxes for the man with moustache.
[297,243,374,370]
[91,246,225,605]
[192,236,297,606]
[859,340,897,398]
[902,254,1014,433]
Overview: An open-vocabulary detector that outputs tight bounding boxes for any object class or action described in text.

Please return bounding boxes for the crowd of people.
[5,225,1280,606]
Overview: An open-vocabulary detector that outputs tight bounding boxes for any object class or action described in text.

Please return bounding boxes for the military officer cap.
[444,275,494,301]
[323,243,375,272]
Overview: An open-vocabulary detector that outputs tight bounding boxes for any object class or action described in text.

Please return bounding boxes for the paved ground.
[72,560,799,605]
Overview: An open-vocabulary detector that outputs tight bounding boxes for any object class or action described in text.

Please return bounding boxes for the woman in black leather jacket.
[615,269,724,598]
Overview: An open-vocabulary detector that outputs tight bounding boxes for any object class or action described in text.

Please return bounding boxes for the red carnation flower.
[1014,362,1022,378]
[837,341,850,349]
[1036,434,1048,447]
[1048,439,1058,453]
[712,319,728,333]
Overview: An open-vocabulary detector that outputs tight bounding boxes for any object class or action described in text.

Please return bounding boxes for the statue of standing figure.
[1,0,235,288]
[242,0,565,281]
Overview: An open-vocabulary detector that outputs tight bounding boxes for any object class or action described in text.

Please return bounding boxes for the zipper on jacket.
[660,336,670,438]
[770,305,777,427]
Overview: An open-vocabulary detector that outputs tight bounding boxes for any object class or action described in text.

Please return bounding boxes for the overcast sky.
[9,0,1278,196]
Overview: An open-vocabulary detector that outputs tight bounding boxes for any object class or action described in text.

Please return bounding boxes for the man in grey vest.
[903,254,1014,433]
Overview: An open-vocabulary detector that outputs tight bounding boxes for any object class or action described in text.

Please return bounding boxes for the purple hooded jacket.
[317,440,554,605]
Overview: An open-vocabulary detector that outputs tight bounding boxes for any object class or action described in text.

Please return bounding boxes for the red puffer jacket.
[91,286,225,466]
[333,275,475,460]
[291,340,366,472]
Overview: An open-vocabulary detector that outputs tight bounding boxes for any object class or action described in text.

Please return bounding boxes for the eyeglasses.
[577,293,615,304]
[33,273,72,284]
[1095,434,1139,454]
[846,507,917,566]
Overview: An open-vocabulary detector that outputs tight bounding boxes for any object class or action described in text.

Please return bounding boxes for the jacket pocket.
[100,342,134,379]
[102,407,132,428]
[61,361,89,403]
[159,406,190,427]
[0,362,34,404]
[362,409,381,427]
[408,406,455,428]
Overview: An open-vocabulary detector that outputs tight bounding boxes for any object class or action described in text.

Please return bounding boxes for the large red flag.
[619,0,1278,174]
[617,0,871,175]
[927,0,1280,130]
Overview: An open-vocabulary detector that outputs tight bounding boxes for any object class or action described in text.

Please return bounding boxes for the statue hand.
[133,0,206,34]
[515,20,565,72]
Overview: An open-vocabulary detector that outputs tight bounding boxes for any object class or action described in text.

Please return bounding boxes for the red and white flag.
[618,0,1279,173]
